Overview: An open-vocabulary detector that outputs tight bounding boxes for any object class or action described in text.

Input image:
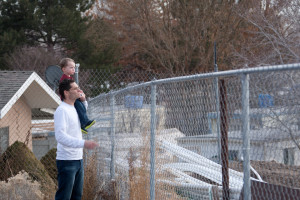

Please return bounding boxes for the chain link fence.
[1,64,300,199]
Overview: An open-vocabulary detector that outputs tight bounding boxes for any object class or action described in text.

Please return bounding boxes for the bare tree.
[234,0,300,67]
[100,0,253,75]
[4,45,64,79]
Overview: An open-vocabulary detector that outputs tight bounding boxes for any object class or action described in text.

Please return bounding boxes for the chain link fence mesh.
[1,64,300,199]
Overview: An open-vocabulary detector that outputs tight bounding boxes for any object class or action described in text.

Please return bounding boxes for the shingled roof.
[0,71,61,119]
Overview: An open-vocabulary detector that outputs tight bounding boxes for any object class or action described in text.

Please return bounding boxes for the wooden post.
[219,79,229,200]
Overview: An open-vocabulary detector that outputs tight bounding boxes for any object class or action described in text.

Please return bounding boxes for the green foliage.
[74,18,122,70]
[0,29,25,69]
[0,0,94,46]
[0,0,97,69]
[0,0,121,71]
[40,148,57,185]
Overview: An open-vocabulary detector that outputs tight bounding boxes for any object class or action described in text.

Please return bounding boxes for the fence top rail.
[90,63,300,101]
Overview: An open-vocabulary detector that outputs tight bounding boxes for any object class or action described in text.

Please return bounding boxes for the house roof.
[0,71,61,119]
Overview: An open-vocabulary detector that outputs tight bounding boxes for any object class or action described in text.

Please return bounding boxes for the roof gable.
[0,71,32,110]
[0,71,61,119]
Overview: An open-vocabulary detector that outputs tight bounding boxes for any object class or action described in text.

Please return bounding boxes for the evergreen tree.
[77,18,121,69]
[0,0,95,69]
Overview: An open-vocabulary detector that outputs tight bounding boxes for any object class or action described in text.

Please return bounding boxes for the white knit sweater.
[54,101,85,160]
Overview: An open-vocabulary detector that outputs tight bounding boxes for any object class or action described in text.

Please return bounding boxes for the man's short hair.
[59,79,75,100]
[59,58,75,69]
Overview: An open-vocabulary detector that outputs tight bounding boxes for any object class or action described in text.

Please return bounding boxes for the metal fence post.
[75,63,80,85]
[215,79,221,164]
[110,93,116,180]
[214,42,221,164]
[150,80,157,200]
[241,73,251,200]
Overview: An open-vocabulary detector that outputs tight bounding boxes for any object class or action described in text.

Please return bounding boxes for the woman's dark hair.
[59,79,75,100]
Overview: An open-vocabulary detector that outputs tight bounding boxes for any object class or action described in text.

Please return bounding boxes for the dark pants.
[74,99,89,128]
[55,160,84,200]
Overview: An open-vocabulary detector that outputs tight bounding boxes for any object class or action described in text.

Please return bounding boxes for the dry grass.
[0,138,186,200]
[82,151,100,200]
[128,146,150,199]
[0,141,56,200]
[82,151,119,200]
[126,133,185,200]
[82,132,187,200]
[0,170,44,200]
[80,132,185,200]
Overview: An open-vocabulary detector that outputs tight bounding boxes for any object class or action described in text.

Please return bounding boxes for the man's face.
[65,82,81,101]
[62,61,75,76]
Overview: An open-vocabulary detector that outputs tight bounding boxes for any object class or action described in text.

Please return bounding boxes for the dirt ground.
[229,160,300,189]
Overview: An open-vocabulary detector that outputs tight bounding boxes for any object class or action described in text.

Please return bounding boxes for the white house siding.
[177,137,268,163]
[88,104,166,134]
[263,139,300,165]
[248,143,265,161]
